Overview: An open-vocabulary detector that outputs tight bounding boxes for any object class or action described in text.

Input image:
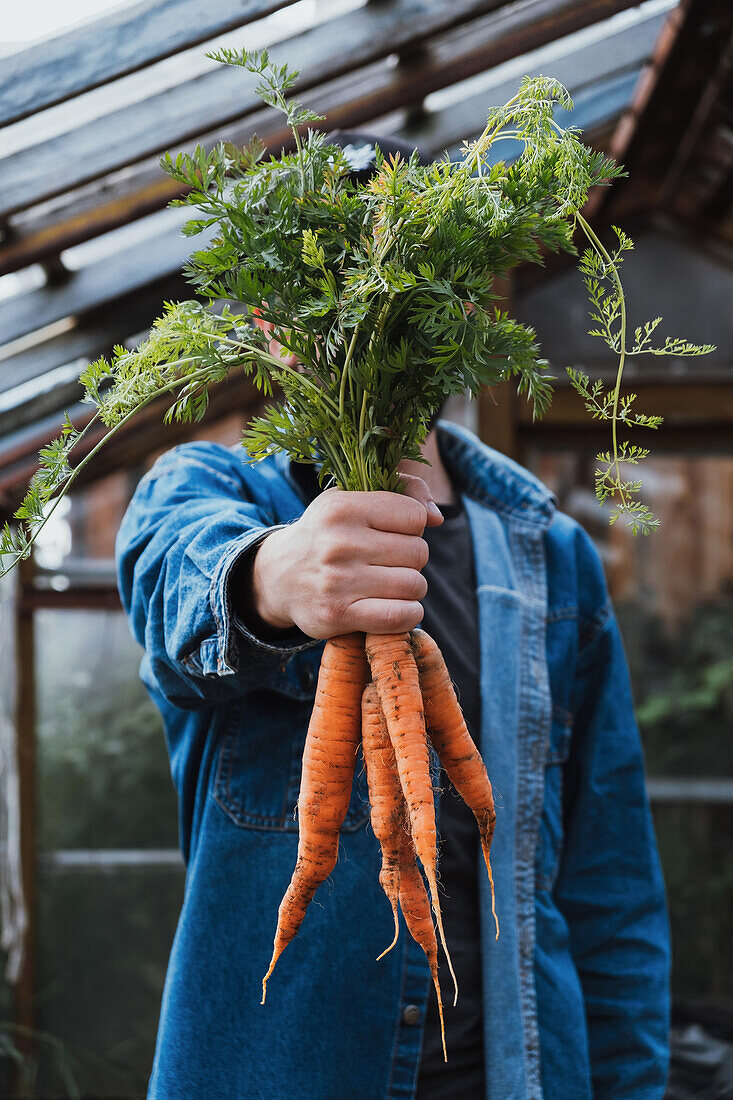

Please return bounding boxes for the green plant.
[0,49,714,575]
[567,224,713,533]
[0,1019,149,1098]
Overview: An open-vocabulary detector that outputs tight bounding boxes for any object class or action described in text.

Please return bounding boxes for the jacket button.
[402,1004,421,1026]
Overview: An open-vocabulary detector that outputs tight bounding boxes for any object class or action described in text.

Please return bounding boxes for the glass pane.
[526,448,733,778]
[34,610,178,851]
[35,862,183,1098]
[652,802,733,1004]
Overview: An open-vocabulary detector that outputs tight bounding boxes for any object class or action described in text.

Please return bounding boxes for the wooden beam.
[0,273,188,393]
[659,29,733,208]
[0,169,189,277]
[0,0,648,275]
[0,0,511,219]
[0,0,298,128]
[602,0,689,172]
[404,66,640,158]
[0,374,264,513]
[589,0,733,226]
[517,420,733,453]
[19,586,122,612]
[518,380,733,425]
[0,220,203,346]
[0,67,631,280]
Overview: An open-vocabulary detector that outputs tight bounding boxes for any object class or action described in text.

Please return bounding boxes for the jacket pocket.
[213,683,370,832]
[536,707,573,892]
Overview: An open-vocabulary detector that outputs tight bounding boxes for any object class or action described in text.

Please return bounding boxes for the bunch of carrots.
[262,628,499,1059]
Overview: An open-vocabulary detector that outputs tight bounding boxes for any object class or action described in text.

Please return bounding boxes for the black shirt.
[416,500,485,1098]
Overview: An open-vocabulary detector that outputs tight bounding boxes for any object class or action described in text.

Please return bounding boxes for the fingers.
[252,307,299,367]
[344,598,425,636]
[346,490,433,536]
[318,486,441,536]
[358,566,428,602]
[398,473,444,528]
[363,532,429,571]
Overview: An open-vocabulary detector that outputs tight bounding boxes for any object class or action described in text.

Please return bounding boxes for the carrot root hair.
[425,866,458,1007]
[376,903,400,962]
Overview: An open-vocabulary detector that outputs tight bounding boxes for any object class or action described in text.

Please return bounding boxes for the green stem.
[320,440,351,489]
[3,364,236,576]
[577,213,628,505]
[339,329,359,418]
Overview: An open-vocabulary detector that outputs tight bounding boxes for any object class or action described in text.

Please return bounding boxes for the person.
[115,133,671,1100]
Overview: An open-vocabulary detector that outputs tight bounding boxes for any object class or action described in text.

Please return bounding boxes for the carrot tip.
[433,974,447,1063]
[376,904,400,962]
[261,947,280,1005]
[426,869,459,1007]
[486,857,500,940]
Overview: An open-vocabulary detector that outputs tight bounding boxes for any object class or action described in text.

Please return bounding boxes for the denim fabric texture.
[116,421,671,1100]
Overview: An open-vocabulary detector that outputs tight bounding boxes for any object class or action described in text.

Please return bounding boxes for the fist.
[252,476,443,639]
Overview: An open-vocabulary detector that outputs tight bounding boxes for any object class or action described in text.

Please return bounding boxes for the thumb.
[399,473,444,528]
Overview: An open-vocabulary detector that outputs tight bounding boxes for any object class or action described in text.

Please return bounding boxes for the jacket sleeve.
[115,442,318,710]
[555,537,671,1099]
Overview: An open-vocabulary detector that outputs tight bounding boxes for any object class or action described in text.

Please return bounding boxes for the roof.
[0,0,728,515]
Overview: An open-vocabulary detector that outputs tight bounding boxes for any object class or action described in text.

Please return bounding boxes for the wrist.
[251,528,296,631]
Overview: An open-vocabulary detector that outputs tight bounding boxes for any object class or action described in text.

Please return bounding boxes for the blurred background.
[0,0,731,1095]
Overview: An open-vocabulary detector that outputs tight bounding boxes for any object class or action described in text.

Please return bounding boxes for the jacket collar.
[276,419,556,528]
[435,420,556,528]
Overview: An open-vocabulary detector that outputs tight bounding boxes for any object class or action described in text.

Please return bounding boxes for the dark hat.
[326,128,432,184]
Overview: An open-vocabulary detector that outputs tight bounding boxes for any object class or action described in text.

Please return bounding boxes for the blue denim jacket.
[116,421,670,1100]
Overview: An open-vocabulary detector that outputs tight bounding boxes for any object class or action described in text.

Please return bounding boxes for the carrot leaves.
[568,220,714,534]
[0,48,716,576]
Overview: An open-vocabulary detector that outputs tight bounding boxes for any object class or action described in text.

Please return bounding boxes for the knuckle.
[408,601,424,628]
[411,571,428,600]
[321,563,349,599]
[320,541,345,570]
[404,496,427,532]
[322,598,348,631]
[382,602,405,632]
[320,491,351,525]
[412,537,429,569]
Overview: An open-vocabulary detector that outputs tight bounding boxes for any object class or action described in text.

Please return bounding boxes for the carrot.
[365,632,458,1006]
[412,628,499,939]
[361,682,402,960]
[261,633,368,1003]
[398,827,447,1061]
[362,682,447,1059]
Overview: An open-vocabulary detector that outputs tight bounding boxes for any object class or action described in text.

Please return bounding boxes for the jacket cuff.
[210,526,317,675]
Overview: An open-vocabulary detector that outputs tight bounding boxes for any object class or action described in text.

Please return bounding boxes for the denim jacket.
[116,421,670,1100]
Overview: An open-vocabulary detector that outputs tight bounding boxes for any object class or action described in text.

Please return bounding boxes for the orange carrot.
[362,682,447,1059]
[261,633,368,1003]
[361,682,402,959]
[398,828,447,1061]
[365,631,458,1005]
[412,628,499,939]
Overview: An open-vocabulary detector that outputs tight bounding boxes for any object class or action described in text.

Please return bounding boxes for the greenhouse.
[0,0,731,1096]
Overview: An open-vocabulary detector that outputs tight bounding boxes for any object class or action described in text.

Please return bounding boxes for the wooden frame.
[1,0,648,274]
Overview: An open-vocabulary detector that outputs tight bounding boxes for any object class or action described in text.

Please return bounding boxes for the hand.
[252,475,443,638]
